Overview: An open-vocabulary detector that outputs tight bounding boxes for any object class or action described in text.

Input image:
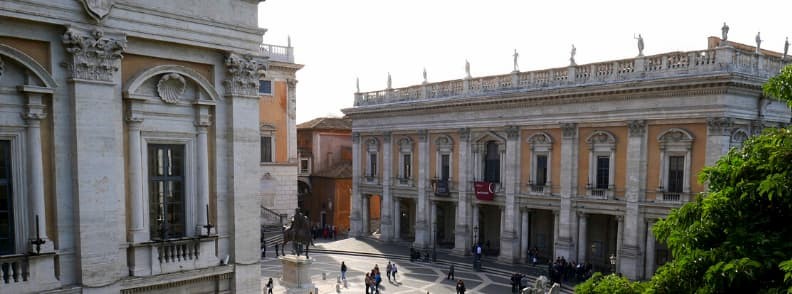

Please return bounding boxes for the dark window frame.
[535,154,548,185]
[595,155,610,189]
[402,154,411,179]
[149,144,186,240]
[0,141,13,255]
[667,156,685,193]
[258,80,273,95]
[261,136,273,163]
[484,141,500,183]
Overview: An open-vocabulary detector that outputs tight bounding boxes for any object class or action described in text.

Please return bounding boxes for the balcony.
[394,177,414,187]
[654,188,689,204]
[527,182,553,196]
[0,253,59,293]
[260,43,294,63]
[587,184,614,200]
[128,236,219,277]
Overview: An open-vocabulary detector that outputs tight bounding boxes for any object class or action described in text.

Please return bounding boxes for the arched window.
[657,128,694,202]
[586,131,616,199]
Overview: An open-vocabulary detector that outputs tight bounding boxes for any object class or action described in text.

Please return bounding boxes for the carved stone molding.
[352,132,360,143]
[560,123,577,138]
[79,0,115,23]
[707,117,733,136]
[418,130,428,142]
[383,131,392,143]
[157,73,186,104]
[505,125,520,140]
[627,120,646,137]
[223,53,266,97]
[459,127,470,140]
[62,28,126,82]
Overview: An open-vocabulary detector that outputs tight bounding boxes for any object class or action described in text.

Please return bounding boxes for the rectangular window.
[596,156,609,189]
[369,153,377,177]
[258,80,272,95]
[667,156,684,193]
[0,141,13,255]
[300,159,309,174]
[149,144,185,240]
[402,154,411,179]
[535,155,548,185]
[261,136,273,163]
[441,154,450,181]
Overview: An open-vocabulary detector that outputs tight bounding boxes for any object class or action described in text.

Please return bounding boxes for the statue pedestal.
[279,255,316,294]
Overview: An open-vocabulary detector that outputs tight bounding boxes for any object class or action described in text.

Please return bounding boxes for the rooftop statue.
[570,44,576,65]
[784,37,789,61]
[756,32,762,54]
[636,34,645,56]
[721,22,729,41]
[387,72,392,89]
[465,59,471,78]
[423,67,427,83]
[356,77,360,93]
[513,49,519,72]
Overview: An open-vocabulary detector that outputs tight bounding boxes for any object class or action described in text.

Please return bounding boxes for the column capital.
[576,211,588,218]
[627,120,647,137]
[383,131,392,143]
[418,129,428,142]
[616,215,624,222]
[223,52,267,97]
[707,117,733,136]
[352,132,361,143]
[506,125,520,140]
[560,122,577,138]
[62,28,127,81]
[459,127,471,140]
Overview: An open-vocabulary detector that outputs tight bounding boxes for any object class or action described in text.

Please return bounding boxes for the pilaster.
[195,102,214,236]
[125,97,147,243]
[453,128,471,256]
[620,120,646,279]
[556,123,577,259]
[350,132,362,237]
[381,132,393,241]
[706,117,733,167]
[62,27,128,287]
[286,79,298,162]
[498,125,520,263]
[414,130,429,248]
[223,52,266,293]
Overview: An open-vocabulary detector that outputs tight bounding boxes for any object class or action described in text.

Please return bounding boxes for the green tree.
[575,272,646,294]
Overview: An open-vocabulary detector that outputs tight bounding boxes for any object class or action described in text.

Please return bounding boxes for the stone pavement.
[259,237,575,293]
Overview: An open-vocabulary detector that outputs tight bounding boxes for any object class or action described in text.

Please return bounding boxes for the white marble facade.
[344,37,791,280]
[0,0,269,293]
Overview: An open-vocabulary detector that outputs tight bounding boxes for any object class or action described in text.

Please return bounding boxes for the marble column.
[414,130,429,248]
[286,79,298,162]
[705,117,733,174]
[381,132,394,241]
[520,210,529,262]
[350,132,362,237]
[21,88,54,253]
[620,120,646,279]
[362,196,369,235]
[553,211,560,259]
[394,199,401,241]
[577,212,587,263]
[499,206,505,240]
[499,125,520,263]
[556,123,578,259]
[63,28,127,287]
[223,53,267,292]
[195,103,213,236]
[472,204,479,244]
[430,202,437,246]
[616,215,624,273]
[453,128,471,256]
[125,98,147,243]
[645,220,657,278]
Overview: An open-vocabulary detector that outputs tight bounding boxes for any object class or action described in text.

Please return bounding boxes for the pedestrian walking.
[456,280,466,294]
[364,273,371,294]
[447,264,455,280]
[386,261,393,282]
[341,261,348,280]
[266,277,274,294]
[374,271,382,294]
[391,263,398,281]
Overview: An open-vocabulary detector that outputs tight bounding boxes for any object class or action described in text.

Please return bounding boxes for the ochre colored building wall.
[0,37,51,71]
[122,54,213,84]
[259,80,289,163]
[519,128,562,194]
[334,179,351,231]
[576,126,628,197]
[646,122,707,200]
[428,133,459,182]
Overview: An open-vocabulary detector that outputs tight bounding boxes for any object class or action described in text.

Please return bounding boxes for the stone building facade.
[0,0,273,293]
[343,36,791,280]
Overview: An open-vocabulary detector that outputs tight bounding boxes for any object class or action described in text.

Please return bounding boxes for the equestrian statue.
[280,208,314,258]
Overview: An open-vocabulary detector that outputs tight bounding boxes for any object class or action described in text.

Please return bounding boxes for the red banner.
[474,181,495,201]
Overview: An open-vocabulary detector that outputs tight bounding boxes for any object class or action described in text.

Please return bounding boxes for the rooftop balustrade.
[260,43,294,63]
[353,46,788,107]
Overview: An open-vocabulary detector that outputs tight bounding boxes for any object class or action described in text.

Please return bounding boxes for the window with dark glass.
[261,136,272,163]
[403,154,411,178]
[441,154,450,181]
[149,145,185,240]
[0,141,13,255]
[300,159,309,173]
[484,141,500,183]
[535,155,548,185]
[595,156,609,189]
[667,156,684,193]
[369,153,377,177]
[259,80,272,95]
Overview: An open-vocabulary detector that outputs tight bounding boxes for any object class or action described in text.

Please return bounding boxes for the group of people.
[510,272,527,293]
[364,264,383,294]
[311,224,338,240]
[548,256,593,284]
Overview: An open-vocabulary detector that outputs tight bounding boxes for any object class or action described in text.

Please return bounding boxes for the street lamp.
[609,254,617,274]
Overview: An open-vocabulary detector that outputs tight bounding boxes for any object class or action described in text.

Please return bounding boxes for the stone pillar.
[414,130,429,248]
[520,210,529,262]
[381,132,393,241]
[472,204,479,244]
[286,79,298,162]
[362,196,369,235]
[430,202,437,246]
[577,212,587,263]
[223,52,267,292]
[195,103,213,235]
[499,206,505,240]
[20,87,54,253]
[350,132,362,237]
[706,117,733,167]
[620,120,647,279]
[453,128,471,256]
[125,98,147,243]
[615,215,624,274]
[62,28,127,288]
[553,210,560,259]
[645,220,657,278]
[556,123,578,259]
[499,126,520,263]
[394,199,401,241]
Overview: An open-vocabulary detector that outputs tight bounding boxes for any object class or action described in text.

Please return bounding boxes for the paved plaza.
[260,238,573,293]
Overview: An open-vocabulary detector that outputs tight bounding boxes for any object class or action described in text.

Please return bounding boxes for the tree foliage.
[576,64,792,293]
[575,272,647,294]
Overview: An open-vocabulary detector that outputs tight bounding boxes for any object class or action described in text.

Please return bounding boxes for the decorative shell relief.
[157,73,186,104]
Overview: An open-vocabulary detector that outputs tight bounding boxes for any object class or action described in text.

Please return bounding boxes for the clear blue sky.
[258,0,791,124]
